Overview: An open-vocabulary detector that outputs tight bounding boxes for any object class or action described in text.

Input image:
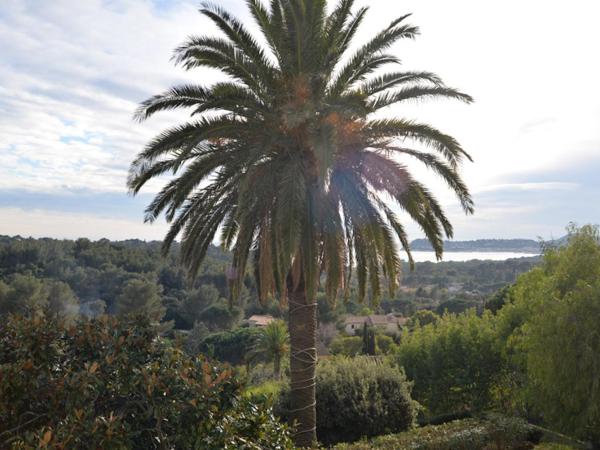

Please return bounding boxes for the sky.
[1,0,599,242]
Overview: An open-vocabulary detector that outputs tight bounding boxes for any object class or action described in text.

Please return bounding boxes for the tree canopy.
[498,224,600,444]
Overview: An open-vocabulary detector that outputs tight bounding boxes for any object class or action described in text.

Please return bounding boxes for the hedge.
[334,415,541,450]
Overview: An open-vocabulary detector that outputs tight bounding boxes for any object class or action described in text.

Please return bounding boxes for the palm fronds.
[130,0,474,313]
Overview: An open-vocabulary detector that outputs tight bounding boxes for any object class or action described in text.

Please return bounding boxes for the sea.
[401,251,539,263]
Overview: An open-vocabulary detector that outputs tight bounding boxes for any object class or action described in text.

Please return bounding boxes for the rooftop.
[247,315,276,327]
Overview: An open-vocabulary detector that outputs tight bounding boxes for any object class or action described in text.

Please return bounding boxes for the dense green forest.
[0,235,539,328]
[0,236,240,328]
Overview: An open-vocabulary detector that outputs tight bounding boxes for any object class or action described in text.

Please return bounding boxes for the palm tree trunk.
[273,355,281,380]
[287,273,317,447]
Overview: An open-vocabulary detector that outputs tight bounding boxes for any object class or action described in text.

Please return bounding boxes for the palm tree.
[128,1,473,445]
[251,319,290,379]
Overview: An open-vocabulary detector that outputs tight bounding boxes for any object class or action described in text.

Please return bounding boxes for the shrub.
[114,278,165,321]
[329,335,363,356]
[375,334,397,354]
[0,314,292,450]
[396,310,504,418]
[244,360,289,387]
[198,301,242,331]
[197,326,263,365]
[183,320,210,354]
[407,309,439,328]
[334,415,540,450]
[277,356,418,445]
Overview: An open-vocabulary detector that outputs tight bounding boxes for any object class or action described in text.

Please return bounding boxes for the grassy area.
[243,379,285,399]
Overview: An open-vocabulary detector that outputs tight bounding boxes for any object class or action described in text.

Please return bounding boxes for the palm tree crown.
[129,0,473,306]
[251,319,290,379]
[129,1,473,445]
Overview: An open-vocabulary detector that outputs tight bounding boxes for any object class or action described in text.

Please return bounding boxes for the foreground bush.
[334,415,541,450]
[278,356,418,445]
[0,314,292,449]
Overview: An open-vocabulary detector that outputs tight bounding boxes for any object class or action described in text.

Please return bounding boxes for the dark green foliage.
[0,314,292,449]
[198,301,242,331]
[184,321,210,355]
[245,297,285,320]
[115,278,165,321]
[333,330,396,356]
[0,236,254,333]
[0,274,79,320]
[334,415,540,450]
[435,295,480,315]
[407,309,439,328]
[179,284,221,328]
[396,311,504,418]
[45,280,79,321]
[197,327,263,365]
[277,357,418,445]
[361,323,376,355]
[0,274,48,315]
[80,298,106,317]
[484,284,512,313]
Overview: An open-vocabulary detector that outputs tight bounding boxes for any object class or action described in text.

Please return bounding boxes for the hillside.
[410,238,541,253]
[0,235,540,323]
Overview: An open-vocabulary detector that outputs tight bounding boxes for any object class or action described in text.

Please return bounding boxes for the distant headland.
[409,238,543,253]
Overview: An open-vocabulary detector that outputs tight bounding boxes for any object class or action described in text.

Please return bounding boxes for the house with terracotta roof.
[343,315,367,335]
[367,314,406,333]
[344,314,406,335]
[246,314,276,327]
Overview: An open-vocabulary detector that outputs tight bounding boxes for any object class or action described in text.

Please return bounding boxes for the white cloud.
[0,0,213,194]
